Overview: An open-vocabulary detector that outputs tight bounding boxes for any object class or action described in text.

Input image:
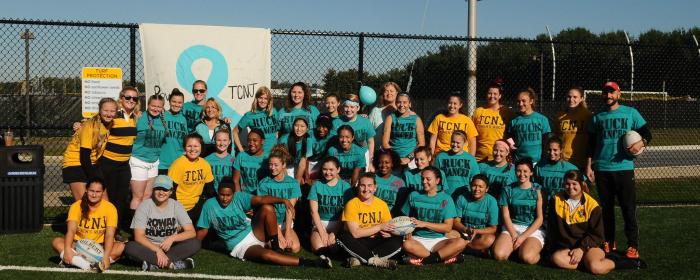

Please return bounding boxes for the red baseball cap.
[603,81,620,91]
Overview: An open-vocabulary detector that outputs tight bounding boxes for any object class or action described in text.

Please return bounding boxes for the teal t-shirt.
[277,106,320,140]
[197,194,253,251]
[327,144,367,182]
[332,115,376,147]
[182,101,203,133]
[507,112,551,163]
[131,113,167,163]
[534,160,579,202]
[204,153,234,192]
[238,109,278,154]
[233,152,266,194]
[455,193,499,229]
[159,111,188,170]
[498,182,542,227]
[402,168,448,192]
[375,174,406,210]
[278,134,315,167]
[257,175,302,225]
[309,134,334,161]
[388,113,418,158]
[478,161,516,199]
[587,105,647,171]
[433,151,480,195]
[401,191,457,239]
[307,179,354,221]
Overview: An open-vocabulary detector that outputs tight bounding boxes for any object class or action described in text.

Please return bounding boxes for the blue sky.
[2,0,698,38]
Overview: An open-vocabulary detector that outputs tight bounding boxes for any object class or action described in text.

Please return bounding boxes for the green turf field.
[1,206,698,280]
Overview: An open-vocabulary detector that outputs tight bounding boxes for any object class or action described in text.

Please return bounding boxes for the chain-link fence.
[1,19,699,223]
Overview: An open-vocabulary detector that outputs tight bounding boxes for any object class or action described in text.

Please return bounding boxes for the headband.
[343,100,360,107]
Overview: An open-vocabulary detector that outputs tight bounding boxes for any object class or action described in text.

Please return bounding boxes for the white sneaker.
[368,256,397,270]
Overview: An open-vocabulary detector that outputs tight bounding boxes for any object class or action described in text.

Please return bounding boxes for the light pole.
[20,29,35,137]
[466,0,478,116]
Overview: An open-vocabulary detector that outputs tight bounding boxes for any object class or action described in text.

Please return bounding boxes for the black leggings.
[97,157,131,229]
[124,238,201,265]
[595,170,639,248]
[336,231,403,263]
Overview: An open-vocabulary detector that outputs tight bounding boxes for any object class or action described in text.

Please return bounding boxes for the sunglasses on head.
[122,96,138,101]
[193,89,206,94]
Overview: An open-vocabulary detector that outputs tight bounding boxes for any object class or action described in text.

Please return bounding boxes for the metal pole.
[546,26,556,101]
[467,0,477,115]
[130,27,137,87]
[358,32,365,85]
[624,31,634,91]
[692,34,699,58]
[21,29,35,138]
[539,51,544,112]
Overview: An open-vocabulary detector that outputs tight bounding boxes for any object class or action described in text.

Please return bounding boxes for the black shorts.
[62,166,88,184]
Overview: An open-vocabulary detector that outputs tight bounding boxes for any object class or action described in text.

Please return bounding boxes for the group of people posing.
[55,80,650,275]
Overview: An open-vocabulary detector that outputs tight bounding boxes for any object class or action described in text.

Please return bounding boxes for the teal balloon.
[359,86,377,105]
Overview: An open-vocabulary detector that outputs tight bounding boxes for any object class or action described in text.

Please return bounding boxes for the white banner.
[140,23,271,125]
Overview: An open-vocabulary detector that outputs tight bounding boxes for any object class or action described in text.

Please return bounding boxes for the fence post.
[358,32,364,85]
[130,27,137,87]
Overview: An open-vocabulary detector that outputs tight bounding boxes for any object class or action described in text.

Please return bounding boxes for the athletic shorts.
[315,220,342,234]
[412,236,448,252]
[62,166,88,184]
[129,157,159,181]
[501,224,545,247]
[230,231,265,260]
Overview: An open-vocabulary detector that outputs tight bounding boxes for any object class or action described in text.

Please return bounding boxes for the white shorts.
[412,236,448,252]
[315,220,342,234]
[230,231,265,260]
[129,157,159,181]
[286,167,295,178]
[501,224,546,247]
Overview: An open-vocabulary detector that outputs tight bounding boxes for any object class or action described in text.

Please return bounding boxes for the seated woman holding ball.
[336,173,403,269]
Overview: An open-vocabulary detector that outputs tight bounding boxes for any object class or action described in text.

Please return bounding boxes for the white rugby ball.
[389,216,415,236]
[623,130,645,156]
[75,239,104,263]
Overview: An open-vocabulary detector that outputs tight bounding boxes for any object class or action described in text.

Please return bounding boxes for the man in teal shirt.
[586,81,651,259]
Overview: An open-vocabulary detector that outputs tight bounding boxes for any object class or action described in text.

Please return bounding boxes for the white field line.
[0,265,299,280]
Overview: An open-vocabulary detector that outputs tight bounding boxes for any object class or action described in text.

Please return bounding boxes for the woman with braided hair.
[129,94,168,211]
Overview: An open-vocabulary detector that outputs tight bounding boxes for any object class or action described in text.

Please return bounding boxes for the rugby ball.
[75,239,104,263]
[623,130,645,156]
[389,216,415,236]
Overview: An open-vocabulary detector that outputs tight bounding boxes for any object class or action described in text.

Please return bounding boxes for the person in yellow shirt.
[51,178,124,272]
[427,93,478,156]
[336,173,402,269]
[555,87,592,170]
[473,83,514,161]
[168,133,214,225]
[62,98,117,201]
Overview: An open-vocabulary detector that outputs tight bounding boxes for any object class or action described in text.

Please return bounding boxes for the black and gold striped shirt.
[101,110,137,162]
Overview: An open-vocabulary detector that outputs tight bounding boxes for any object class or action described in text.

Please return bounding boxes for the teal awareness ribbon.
[176,45,242,124]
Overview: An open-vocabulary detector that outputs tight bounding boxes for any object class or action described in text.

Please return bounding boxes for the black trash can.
[0,145,44,234]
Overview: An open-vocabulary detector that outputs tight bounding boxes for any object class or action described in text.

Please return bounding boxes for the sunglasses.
[122,96,138,101]
[193,89,206,94]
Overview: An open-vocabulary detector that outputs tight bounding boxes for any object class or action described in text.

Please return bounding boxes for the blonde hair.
[87,98,117,151]
[379,82,402,107]
[118,86,141,116]
[251,86,274,116]
[204,98,223,120]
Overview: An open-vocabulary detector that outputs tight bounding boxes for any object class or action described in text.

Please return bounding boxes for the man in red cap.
[585,81,651,259]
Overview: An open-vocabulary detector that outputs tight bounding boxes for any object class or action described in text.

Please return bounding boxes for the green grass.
[2,207,698,279]
[649,128,700,146]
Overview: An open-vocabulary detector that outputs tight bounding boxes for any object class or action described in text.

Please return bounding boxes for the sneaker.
[625,247,640,259]
[603,241,617,253]
[89,261,105,273]
[319,255,333,269]
[443,254,465,265]
[142,261,159,271]
[58,260,66,268]
[368,256,398,270]
[345,257,361,268]
[402,255,424,266]
[171,258,195,270]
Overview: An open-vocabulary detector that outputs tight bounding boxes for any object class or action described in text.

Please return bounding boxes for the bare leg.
[468,234,496,251]
[310,230,325,253]
[551,249,578,270]
[583,248,615,275]
[69,182,86,202]
[283,228,301,253]
[243,245,300,266]
[252,204,278,244]
[431,238,467,260]
[492,233,514,261]
[51,237,66,254]
[517,237,542,265]
[402,236,431,258]
[130,180,147,209]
